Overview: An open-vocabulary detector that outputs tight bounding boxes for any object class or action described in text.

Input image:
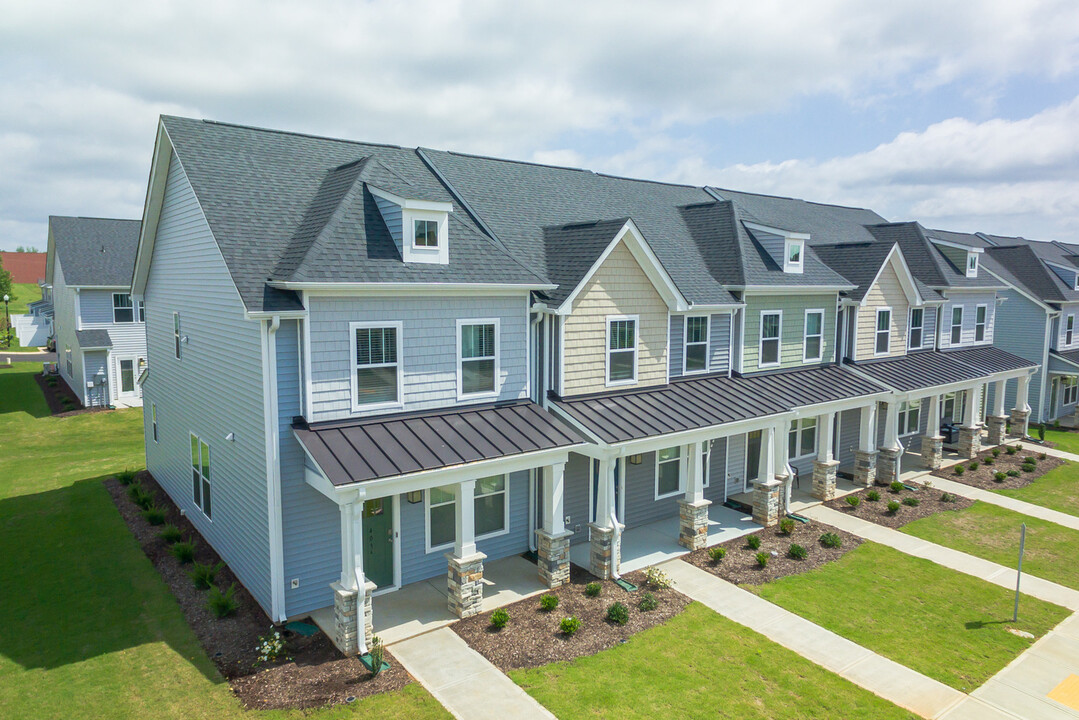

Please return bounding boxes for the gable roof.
[47,217,141,287]
[939,231,1079,305]
[868,223,1003,290]
[812,241,938,303]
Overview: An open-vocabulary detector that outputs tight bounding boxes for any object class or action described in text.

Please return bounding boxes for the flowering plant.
[254,627,289,666]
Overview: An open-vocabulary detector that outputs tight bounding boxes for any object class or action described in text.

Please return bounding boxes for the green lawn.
[6,282,41,315]
[748,542,1068,691]
[995,461,1079,516]
[0,362,449,720]
[510,602,915,719]
[1045,428,1079,455]
[902,500,1079,592]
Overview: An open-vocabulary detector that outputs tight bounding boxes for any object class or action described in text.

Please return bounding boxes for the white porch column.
[816,412,835,463]
[537,461,571,588]
[877,400,903,485]
[752,425,783,527]
[454,479,477,558]
[541,463,566,535]
[678,441,711,550]
[854,403,878,486]
[958,385,983,458]
[1011,374,1032,436]
[447,479,485,618]
[331,497,374,656]
[987,379,1008,445]
[922,394,944,469]
[992,380,1006,417]
[812,412,839,500]
[589,459,618,579]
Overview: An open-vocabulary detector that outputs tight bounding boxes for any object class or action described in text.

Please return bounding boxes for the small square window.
[414,219,438,248]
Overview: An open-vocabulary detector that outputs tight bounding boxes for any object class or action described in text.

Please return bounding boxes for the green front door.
[362,498,394,589]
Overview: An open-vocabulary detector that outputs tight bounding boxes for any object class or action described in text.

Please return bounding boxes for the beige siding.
[856,262,909,360]
[562,240,668,395]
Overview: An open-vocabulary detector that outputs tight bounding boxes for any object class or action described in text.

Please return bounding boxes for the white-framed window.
[784,238,804,273]
[1064,377,1079,405]
[966,253,979,277]
[350,321,403,410]
[655,446,682,500]
[426,485,456,552]
[151,403,158,443]
[908,308,924,349]
[788,417,817,459]
[803,309,824,362]
[190,433,211,519]
[137,300,145,323]
[64,345,72,376]
[474,475,508,539]
[606,315,638,385]
[898,400,920,436]
[950,306,964,345]
[975,305,987,342]
[759,311,782,367]
[425,476,509,553]
[413,218,439,248]
[1067,315,1075,346]
[942,392,957,424]
[684,316,709,374]
[457,319,499,398]
[112,293,134,323]
[119,359,135,393]
[173,312,181,359]
[875,308,891,355]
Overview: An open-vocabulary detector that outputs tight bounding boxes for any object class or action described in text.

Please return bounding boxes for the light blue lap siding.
[668,316,684,378]
[564,453,591,545]
[704,437,728,503]
[669,313,732,379]
[726,433,747,496]
[307,295,530,422]
[624,451,680,529]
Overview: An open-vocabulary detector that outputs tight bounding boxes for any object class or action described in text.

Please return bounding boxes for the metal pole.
[1013,523,1026,622]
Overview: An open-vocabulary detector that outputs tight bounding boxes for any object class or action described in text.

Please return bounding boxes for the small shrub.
[1006,446,1018,455]
[953,464,966,476]
[921,479,934,490]
[747,535,762,550]
[367,636,385,677]
[940,492,957,503]
[141,505,166,525]
[845,495,861,508]
[207,583,239,618]
[189,561,223,590]
[1017,443,1024,451]
[1007,469,1020,478]
[969,461,980,471]
[638,592,659,612]
[866,490,881,502]
[983,457,994,465]
[991,448,1001,458]
[902,496,920,507]
[887,500,901,514]
[1040,453,1047,460]
[539,593,559,612]
[1024,456,1038,465]
[1038,425,1046,442]
[255,627,289,666]
[778,518,795,535]
[490,608,510,630]
[158,523,183,544]
[820,532,842,549]
[170,540,196,564]
[560,616,582,636]
[889,480,905,493]
[584,582,602,598]
[1022,463,1036,473]
[606,602,629,626]
[707,546,727,563]
[755,552,769,568]
[644,566,672,589]
[128,483,154,510]
[994,472,1007,483]
[115,468,137,485]
[788,543,808,560]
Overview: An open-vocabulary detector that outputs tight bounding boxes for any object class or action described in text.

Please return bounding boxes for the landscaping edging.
[824,481,974,528]
[933,445,1065,491]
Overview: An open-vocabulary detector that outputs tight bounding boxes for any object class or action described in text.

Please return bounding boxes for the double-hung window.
[1067,315,1075,346]
[759,311,781,367]
[875,308,891,355]
[413,219,438,248]
[426,476,508,552]
[975,305,987,342]
[1064,377,1079,405]
[803,310,824,362]
[898,401,920,435]
[655,446,682,499]
[173,313,181,359]
[190,434,211,519]
[474,475,508,538]
[908,308,924,349]
[950,306,963,345]
[459,320,498,397]
[151,403,158,443]
[788,418,817,459]
[684,316,709,373]
[352,323,402,408]
[607,316,637,384]
[112,293,134,323]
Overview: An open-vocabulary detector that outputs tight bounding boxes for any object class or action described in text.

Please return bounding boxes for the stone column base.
[536,529,573,588]
[920,435,943,470]
[588,524,618,579]
[854,450,878,487]
[958,426,981,459]
[876,447,902,486]
[812,459,840,501]
[331,580,375,656]
[752,478,782,527]
[677,499,712,550]
[446,551,486,618]
[986,415,1007,446]
[1010,408,1030,437]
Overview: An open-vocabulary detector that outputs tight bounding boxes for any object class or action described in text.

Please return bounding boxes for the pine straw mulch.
[452,565,688,672]
[34,371,107,417]
[105,470,413,711]
[932,445,1065,491]
[824,481,974,529]
[682,518,862,585]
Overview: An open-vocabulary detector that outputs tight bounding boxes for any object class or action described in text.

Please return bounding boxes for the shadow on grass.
[0,474,220,681]
[965,619,1015,630]
[0,362,50,418]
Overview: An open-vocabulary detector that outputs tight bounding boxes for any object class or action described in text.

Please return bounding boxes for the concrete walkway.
[1038,444,1079,464]
[928,475,1079,531]
[802,505,1079,612]
[662,560,967,719]
[391,627,555,720]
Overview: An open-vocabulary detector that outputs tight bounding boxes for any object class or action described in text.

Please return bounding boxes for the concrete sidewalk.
[928,475,1079,532]
[662,560,968,719]
[802,505,1079,612]
[1038,444,1079,464]
[390,627,555,720]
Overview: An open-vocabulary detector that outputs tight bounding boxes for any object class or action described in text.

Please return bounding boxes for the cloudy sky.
[2,0,1079,251]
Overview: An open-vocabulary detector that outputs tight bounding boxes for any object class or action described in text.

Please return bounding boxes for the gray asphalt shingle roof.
[868,223,1003,290]
[707,187,888,246]
[976,234,1079,304]
[49,217,141,287]
[812,242,941,303]
[75,329,112,349]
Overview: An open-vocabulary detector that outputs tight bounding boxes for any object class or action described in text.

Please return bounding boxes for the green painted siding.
[742,293,837,373]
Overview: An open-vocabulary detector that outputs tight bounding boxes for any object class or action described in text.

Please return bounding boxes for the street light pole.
[2,294,9,348]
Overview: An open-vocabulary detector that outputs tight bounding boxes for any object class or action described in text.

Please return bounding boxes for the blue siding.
[986,289,1049,421]
[624,451,679,529]
[704,436,728,503]
[726,433,747,496]
[938,291,998,348]
[669,313,732,379]
[564,453,590,545]
[668,316,684,378]
[373,195,403,255]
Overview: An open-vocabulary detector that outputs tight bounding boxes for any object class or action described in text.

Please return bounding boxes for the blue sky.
[1,0,1078,251]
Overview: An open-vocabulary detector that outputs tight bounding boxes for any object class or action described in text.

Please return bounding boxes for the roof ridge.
[164,115,410,151]
[708,186,878,214]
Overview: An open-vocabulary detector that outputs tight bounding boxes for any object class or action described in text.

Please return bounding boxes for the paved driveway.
[0,351,54,363]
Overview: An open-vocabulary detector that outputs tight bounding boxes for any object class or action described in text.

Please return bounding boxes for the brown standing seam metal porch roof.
[551,364,888,445]
[847,346,1036,394]
[293,400,584,486]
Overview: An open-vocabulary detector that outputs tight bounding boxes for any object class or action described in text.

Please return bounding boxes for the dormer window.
[784,239,804,274]
[369,185,452,265]
[966,252,978,277]
[414,219,439,248]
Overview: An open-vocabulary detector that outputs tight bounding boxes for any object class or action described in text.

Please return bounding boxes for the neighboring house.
[131,116,1040,659]
[46,216,146,408]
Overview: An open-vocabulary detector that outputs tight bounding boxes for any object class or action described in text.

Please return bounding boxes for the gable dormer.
[368,185,453,265]
[1046,261,1079,291]
[930,237,982,278]
[744,222,808,274]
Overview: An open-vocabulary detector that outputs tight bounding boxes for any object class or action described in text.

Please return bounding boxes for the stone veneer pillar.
[1009,408,1030,437]
[678,499,711,550]
[876,447,901,486]
[752,478,782,527]
[986,416,1008,446]
[535,529,572,588]
[958,426,981,459]
[811,459,839,501]
[920,435,943,470]
[589,524,616,579]
[331,580,375,655]
[854,450,878,487]
[446,551,486,618]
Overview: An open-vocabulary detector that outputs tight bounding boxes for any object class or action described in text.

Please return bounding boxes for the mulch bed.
[683,519,862,585]
[933,445,1065,491]
[452,565,688,672]
[825,481,974,528]
[34,371,106,417]
[105,470,413,710]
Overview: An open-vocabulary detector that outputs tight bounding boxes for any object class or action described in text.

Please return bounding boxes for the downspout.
[265,315,286,622]
[528,308,544,552]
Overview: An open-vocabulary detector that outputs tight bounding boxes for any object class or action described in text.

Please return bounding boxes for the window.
[788,418,817,459]
[352,323,401,407]
[1064,377,1079,405]
[950,306,963,345]
[459,320,498,397]
[759,311,781,367]
[909,308,924,349]
[607,316,637,384]
[120,359,135,393]
[151,403,158,443]
[138,300,145,323]
[65,345,72,377]
[655,446,682,499]
[898,401,920,435]
[173,313,181,359]
[803,310,824,362]
[1067,315,1075,346]
[474,475,508,538]
[875,308,891,355]
[112,293,134,323]
[975,305,987,342]
[942,393,957,424]
[967,253,978,277]
[784,239,804,273]
[426,477,508,552]
[190,434,211,519]
[684,316,709,373]
[413,219,438,248]
[426,485,456,551]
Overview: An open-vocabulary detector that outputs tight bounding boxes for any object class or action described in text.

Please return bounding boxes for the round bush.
[991,448,1001,457]
[954,464,965,475]
[788,543,808,560]
[1006,446,1018,455]
[1006,469,1020,478]
[983,457,994,466]
[902,496,920,507]
[968,461,980,471]
[1021,463,1036,473]
[490,608,510,630]
[993,472,1007,483]
[887,500,901,514]
[560,616,582,636]
[778,518,795,535]
[584,582,602,598]
[940,492,957,503]
[866,490,881,502]
[539,593,559,612]
[890,480,905,493]
[819,532,842,549]
[747,535,762,551]
[606,602,629,626]
[755,552,769,568]
[708,546,726,562]
[638,592,659,612]
[845,495,861,508]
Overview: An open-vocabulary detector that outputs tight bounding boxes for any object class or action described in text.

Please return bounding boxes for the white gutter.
[262,315,286,622]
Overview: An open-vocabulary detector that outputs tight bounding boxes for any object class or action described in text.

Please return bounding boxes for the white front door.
[116,357,140,399]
